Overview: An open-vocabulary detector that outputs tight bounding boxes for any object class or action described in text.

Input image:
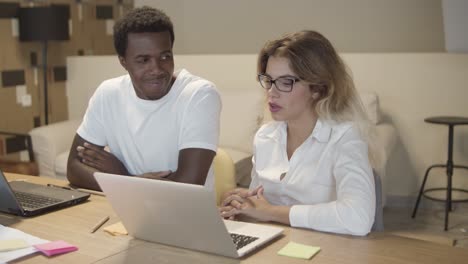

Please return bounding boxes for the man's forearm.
[67,158,102,191]
[166,170,206,185]
[138,171,200,184]
[166,148,215,186]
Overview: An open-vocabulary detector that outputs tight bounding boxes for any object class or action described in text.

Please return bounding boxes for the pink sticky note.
[33,240,78,257]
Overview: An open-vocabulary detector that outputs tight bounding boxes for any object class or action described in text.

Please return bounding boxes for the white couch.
[29,54,396,206]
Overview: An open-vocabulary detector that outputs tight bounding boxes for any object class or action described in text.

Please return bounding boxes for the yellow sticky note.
[0,239,29,252]
[277,241,320,259]
[103,222,128,236]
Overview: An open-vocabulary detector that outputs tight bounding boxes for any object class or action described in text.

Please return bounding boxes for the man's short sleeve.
[179,84,221,152]
[76,85,107,146]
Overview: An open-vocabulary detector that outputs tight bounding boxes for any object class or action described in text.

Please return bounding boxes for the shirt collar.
[262,119,332,144]
[261,122,284,143]
[310,119,331,143]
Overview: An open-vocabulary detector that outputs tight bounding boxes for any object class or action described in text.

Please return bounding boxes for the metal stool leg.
[445,170,452,231]
[444,125,454,231]
[412,164,444,218]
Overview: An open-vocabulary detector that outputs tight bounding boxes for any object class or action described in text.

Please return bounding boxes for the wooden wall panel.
[49,82,68,123]
[0,0,133,161]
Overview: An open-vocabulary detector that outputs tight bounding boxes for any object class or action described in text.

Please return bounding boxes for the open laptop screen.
[0,169,90,216]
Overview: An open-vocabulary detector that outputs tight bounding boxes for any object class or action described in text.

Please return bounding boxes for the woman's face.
[264,56,317,123]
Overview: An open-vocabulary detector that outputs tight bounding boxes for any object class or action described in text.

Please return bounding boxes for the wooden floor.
[384,205,468,248]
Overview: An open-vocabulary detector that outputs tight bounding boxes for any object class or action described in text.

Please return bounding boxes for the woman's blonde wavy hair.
[257,30,379,167]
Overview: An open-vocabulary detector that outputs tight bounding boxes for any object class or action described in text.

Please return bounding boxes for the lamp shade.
[18,5,70,42]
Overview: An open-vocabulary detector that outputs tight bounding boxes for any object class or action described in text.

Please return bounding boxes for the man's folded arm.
[165,148,216,185]
[67,134,105,191]
[68,134,216,189]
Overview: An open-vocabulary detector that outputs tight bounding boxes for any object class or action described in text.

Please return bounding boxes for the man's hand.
[77,142,129,175]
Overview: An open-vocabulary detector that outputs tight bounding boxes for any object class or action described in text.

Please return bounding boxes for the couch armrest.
[374,123,397,171]
[29,119,81,177]
[373,123,397,207]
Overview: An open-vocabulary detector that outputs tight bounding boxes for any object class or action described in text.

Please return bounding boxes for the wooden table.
[2,173,468,264]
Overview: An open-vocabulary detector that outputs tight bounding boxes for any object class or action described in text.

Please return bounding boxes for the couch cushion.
[29,119,81,178]
[234,155,253,188]
[360,92,381,125]
[222,147,253,187]
[55,151,70,178]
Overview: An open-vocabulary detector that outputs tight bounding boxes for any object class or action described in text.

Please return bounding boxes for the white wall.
[135,0,445,53]
[442,0,468,52]
[342,53,468,200]
[66,57,126,120]
[67,54,468,205]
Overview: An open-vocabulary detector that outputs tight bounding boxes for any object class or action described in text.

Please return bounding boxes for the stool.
[412,116,468,231]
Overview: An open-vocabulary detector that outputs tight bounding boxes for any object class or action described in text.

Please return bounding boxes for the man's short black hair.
[113,6,174,57]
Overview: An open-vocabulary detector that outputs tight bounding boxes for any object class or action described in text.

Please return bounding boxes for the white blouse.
[249,119,375,236]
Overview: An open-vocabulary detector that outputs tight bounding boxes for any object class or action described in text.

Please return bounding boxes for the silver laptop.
[94,172,283,258]
[0,169,90,216]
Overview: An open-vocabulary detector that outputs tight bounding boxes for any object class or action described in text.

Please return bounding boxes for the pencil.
[90,216,110,233]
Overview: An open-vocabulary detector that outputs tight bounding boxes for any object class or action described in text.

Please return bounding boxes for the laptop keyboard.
[14,191,63,209]
[230,233,259,250]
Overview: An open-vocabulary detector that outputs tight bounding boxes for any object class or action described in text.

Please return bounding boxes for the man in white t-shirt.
[67,7,221,191]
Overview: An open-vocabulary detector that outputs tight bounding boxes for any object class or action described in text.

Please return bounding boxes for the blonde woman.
[220,30,376,236]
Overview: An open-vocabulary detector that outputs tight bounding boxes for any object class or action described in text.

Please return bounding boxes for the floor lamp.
[18,5,69,125]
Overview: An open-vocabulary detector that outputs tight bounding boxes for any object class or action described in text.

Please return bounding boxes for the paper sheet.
[103,222,128,236]
[0,239,29,252]
[0,225,49,263]
[277,241,321,259]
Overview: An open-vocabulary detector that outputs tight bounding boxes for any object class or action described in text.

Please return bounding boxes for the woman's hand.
[218,205,236,220]
[220,187,274,222]
[219,186,262,220]
[221,186,262,206]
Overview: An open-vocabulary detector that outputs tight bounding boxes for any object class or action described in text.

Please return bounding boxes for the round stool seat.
[425,116,468,125]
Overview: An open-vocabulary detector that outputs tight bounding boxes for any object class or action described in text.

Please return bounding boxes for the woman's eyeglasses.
[257,74,300,92]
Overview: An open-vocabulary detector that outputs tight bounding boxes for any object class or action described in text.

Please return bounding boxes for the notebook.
[94,172,283,258]
[0,169,90,217]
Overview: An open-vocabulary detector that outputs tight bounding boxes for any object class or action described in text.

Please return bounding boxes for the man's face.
[118,31,175,100]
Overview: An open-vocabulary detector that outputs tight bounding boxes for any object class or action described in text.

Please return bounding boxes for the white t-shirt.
[77,69,221,188]
[249,119,375,236]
